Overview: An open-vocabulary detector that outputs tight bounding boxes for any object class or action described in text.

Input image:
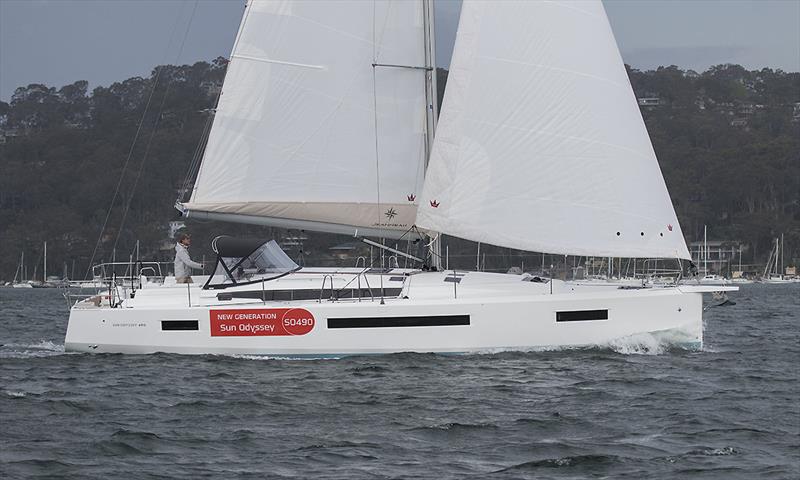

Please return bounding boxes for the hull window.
[161,320,199,331]
[328,315,470,329]
[556,310,608,322]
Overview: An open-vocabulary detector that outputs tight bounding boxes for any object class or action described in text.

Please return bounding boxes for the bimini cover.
[203,236,300,289]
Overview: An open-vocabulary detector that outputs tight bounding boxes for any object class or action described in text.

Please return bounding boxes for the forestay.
[417,0,691,259]
[184,0,430,239]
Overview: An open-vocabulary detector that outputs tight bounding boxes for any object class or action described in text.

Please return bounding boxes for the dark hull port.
[328,315,470,329]
[161,320,199,331]
[556,310,608,322]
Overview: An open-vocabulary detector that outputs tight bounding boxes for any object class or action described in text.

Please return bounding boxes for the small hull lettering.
[210,308,315,336]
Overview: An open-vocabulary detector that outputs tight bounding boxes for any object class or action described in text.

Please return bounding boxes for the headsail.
[182,0,431,239]
[417,0,691,259]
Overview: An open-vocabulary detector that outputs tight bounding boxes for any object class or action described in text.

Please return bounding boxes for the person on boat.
[174,233,203,283]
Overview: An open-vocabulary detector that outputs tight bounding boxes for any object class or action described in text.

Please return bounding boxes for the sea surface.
[1,285,798,479]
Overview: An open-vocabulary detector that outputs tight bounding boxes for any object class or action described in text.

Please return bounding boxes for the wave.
[294,440,381,452]
[95,440,147,456]
[5,328,701,360]
[412,422,499,432]
[497,454,623,472]
[225,354,339,361]
[606,329,701,355]
[110,429,162,441]
[0,340,67,358]
[691,446,738,456]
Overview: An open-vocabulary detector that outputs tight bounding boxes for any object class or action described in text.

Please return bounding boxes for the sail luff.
[422,0,442,267]
[189,0,252,200]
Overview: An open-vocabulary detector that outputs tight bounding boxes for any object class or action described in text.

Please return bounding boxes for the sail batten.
[417,0,691,259]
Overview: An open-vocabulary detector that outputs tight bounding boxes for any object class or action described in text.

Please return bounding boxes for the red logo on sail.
[210,308,315,336]
[430,200,440,208]
[407,194,416,202]
[667,224,673,232]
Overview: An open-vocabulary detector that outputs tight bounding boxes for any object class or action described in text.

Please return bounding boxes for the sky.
[0,0,798,101]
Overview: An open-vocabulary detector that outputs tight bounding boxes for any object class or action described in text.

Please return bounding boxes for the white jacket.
[174,243,202,278]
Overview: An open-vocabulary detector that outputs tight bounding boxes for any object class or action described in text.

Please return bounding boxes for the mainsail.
[417,0,691,259]
[183,0,433,239]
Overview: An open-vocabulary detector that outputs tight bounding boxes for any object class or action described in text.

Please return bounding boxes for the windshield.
[204,239,300,289]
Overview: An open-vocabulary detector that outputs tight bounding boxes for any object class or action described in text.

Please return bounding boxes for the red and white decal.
[210,308,315,336]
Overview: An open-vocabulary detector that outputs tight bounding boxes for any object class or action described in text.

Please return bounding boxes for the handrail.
[92,261,170,280]
[355,270,375,302]
[319,274,335,303]
[354,256,367,269]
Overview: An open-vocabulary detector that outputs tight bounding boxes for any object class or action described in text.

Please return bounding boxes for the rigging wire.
[179,0,253,205]
[178,112,214,202]
[83,1,195,279]
[370,0,385,303]
[111,0,200,255]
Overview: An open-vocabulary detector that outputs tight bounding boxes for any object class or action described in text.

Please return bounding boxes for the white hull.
[761,278,799,284]
[695,275,729,286]
[65,270,731,356]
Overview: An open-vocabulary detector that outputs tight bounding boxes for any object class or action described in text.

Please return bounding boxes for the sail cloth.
[184,0,430,239]
[417,0,691,259]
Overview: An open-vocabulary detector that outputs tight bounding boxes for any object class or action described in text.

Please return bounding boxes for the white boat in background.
[763,275,797,285]
[69,278,107,289]
[729,276,754,285]
[728,245,754,284]
[761,235,798,284]
[697,274,728,285]
[65,0,735,356]
[11,251,33,288]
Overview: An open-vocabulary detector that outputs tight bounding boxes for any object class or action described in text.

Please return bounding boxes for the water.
[1,285,798,479]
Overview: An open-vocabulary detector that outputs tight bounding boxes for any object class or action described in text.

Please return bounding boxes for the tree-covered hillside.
[0,61,797,281]
[626,64,799,264]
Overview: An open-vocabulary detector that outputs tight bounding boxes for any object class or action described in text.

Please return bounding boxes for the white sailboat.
[730,244,753,284]
[11,251,33,288]
[65,0,734,355]
[763,235,795,283]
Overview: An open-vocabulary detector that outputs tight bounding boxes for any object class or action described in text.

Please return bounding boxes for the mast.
[764,241,773,278]
[703,225,708,274]
[738,244,742,272]
[422,0,441,269]
[13,252,21,283]
[43,241,47,283]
